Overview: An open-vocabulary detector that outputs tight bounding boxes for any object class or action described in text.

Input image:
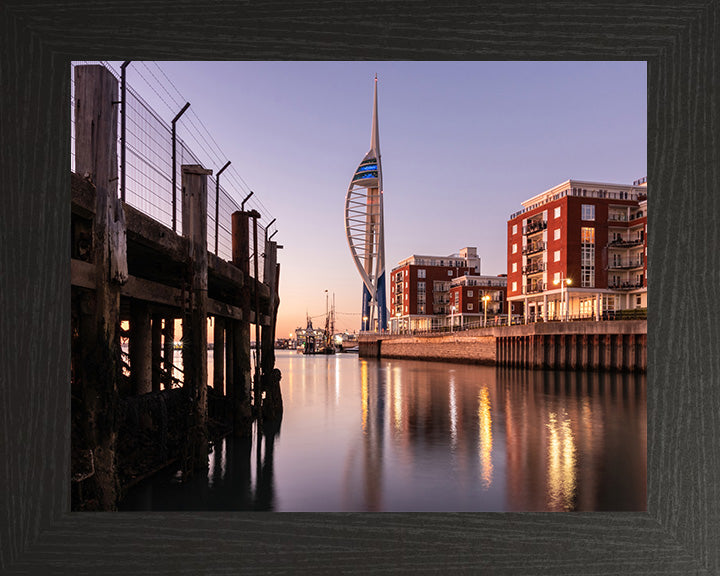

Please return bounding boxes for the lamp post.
[553,273,572,321]
[482,294,491,327]
[450,305,456,333]
[362,315,368,332]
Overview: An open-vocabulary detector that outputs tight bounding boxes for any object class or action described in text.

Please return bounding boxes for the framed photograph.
[1,1,717,573]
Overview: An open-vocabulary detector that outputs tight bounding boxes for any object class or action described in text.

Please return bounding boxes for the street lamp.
[450,305,456,333]
[362,315,368,332]
[482,294,491,327]
[553,273,572,321]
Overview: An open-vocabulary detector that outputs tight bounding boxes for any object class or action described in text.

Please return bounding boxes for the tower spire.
[370,74,380,156]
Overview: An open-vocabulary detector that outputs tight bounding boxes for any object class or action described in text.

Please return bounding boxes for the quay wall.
[359,320,647,372]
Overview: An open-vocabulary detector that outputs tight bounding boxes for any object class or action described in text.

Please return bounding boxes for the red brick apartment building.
[389,247,507,332]
[506,178,647,321]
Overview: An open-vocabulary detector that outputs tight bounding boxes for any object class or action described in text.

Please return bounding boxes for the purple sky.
[105,61,646,337]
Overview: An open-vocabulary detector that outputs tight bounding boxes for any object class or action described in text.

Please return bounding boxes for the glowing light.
[546,410,577,511]
[478,386,493,489]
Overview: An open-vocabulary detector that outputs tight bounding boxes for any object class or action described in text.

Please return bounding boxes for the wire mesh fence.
[70,61,270,282]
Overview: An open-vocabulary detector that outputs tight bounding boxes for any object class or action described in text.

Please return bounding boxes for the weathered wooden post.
[231,210,253,436]
[214,317,225,395]
[151,315,162,392]
[181,164,211,473]
[261,240,283,421]
[129,299,152,394]
[72,64,127,510]
[163,317,175,388]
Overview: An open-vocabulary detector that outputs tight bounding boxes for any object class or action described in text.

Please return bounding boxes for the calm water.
[120,350,646,512]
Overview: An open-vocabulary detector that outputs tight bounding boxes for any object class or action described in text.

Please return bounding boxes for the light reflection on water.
[120,350,646,512]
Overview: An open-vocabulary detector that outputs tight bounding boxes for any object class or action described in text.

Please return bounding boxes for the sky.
[104,61,646,338]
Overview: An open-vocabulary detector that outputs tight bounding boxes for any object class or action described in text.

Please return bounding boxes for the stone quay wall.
[359,320,647,372]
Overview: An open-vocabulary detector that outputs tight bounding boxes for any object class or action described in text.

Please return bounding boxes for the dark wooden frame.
[1,1,718,573]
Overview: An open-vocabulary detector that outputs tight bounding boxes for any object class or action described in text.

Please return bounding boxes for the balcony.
[522,261,546,275]
[608,282,645,291]
[523,220,547,235]
[522,241,546,256]
[524,282,545,294]
[607,259,644,270]
[608,238,643,248]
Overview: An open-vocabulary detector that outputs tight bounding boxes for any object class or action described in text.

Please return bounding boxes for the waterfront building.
[506,178,648,321]
[448,274,507,329]
[345,76,387,332]
[389,247,506,332]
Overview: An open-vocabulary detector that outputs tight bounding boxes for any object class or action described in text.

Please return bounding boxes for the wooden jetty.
[70,65,281,510]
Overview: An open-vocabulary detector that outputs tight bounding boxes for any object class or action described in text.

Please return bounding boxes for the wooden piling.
[214,317,225,395]
[163,317,175,389]
[231,211,253,435]
[151,315,162,392]
[261,241,283,421]
[72,64,123,510]
[129,299,152,395]
[181,164,211,472]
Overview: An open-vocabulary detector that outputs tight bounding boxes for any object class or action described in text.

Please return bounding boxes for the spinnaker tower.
[345,76,387,332]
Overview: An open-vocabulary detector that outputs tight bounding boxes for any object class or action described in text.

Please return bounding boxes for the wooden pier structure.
[70,65,282,510]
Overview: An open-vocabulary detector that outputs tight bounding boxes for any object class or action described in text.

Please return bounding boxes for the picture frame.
[1,1,717,573]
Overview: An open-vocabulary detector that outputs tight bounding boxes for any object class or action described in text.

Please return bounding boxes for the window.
[418,269,426,278]
[512,281,517,292]
[447,270,453,276]
[468,303,474,311]
[418,304,426,314]
[554,206,561,218]
[553,272,560,285]
[467,290,473,297]
[512,262,517,273]
[554,228,561,241]
[581,226,595,287]
[582,204,595,221]
[512,243,517,254]
[554,250,561,262]
[417,281,426,293]
[512,224,517,235]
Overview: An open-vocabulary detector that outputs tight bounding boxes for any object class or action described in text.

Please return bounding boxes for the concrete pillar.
[614,334,625,371]
[596,293,602,321]
[590,334,600,371]
[580,334,589,370]
[602,334,613,371]
[547,335,556,369]
[214,317,225,395]
[543,294,548,321]
[626,333,636,371]
[638,334,647,372]
[72,64,122,510]
[163,317,175,389]
[181,164,211,472]
[129,300,152,395]
[557,334,567,370]
[151,315,162,392]
[569,334,578,370]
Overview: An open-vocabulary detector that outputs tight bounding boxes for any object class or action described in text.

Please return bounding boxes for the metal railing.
[70,61,272,283]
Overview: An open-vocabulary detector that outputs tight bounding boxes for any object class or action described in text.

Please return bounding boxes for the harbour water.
[119,350,646,512]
